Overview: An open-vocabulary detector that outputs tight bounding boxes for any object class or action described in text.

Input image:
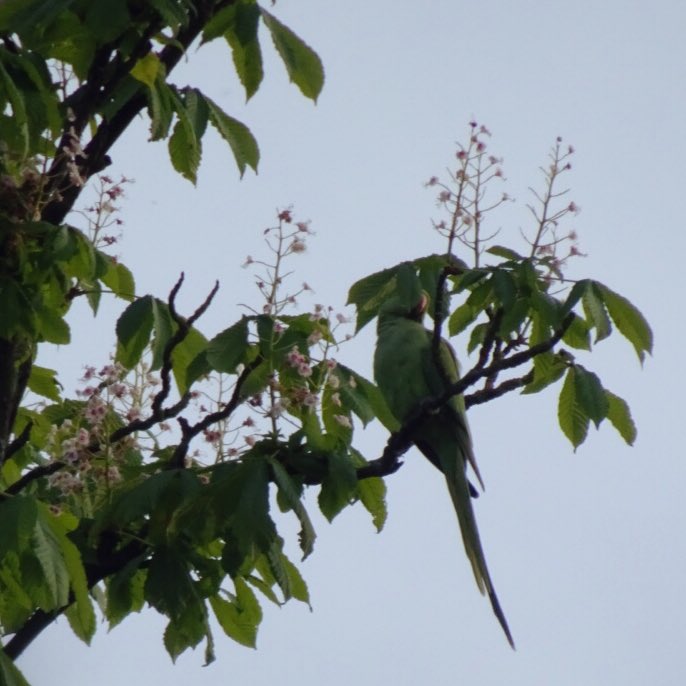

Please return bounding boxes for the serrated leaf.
[336,365,397,430]
[168,116,200,183]
[492,269,517,309]
[224,2,263,100]
[558,367,589,449]
[352,449,387,532]
[597,283,653,363]
[35,304,70,344]
[162,603,206,662]
[171,326,208,395]
[267,457,316,560]
[41,506,95,643]
[130,53,161,89]
[0,496,37,553]
[582,282,612,342]
[149,298,174,371]
[27,364,61,401]
[448,302,478,337]
[522,352,567,394]
[206,317,250,373]
[260,9,324,101]
[572,366,608,428]
[467,322,488,354]
[32,512,70,608]
[562,279,590,314]
[347,265,399,333]
[148,70,174,140]
[204,94,259,176]
[210,577,262,648]
[106,560,146,628]
[98,254,135,301]
[561,313,591,351]
[486,245,524,261]
[115,295,154,368]
[318,449,357,522]
[280,554,310,607]
[605,389,637,445]
[149,0,189,29]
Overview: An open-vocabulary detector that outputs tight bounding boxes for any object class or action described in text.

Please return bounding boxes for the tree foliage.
[0,2,651,683]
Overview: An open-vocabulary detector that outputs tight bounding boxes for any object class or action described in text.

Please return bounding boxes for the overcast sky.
[21,1,686,684]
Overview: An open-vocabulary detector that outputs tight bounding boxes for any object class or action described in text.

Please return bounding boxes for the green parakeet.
[374,291,514,648]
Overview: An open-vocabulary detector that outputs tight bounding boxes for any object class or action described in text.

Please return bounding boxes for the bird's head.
[378,290,430,322]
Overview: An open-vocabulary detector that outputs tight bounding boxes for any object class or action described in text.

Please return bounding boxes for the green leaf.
[98,255,135,300]
[32,511,70,608]
[557,365,608,448]
[50,509,95,644]
[582,282,612,342]
[27,364,61,401]
[318,449,357,522]
[352,450,387,532]
[260,9,324,101]
[334,365,397,430]
[562,279,588,314]
[561,313,591,351]
[84,0,130,42]
[0,648,31,686]
[210,576,262,648]
[267,457,316,560]
[467,322,488,354]
[171,325,208,395]
[204,94,259,177]
[163,606,207,662]
[486,245,524,261]
[448,301,478,337]
[492,269,517,309]
[130,53,161,89]
[572,366,609,428]
[145,546,198,621]
[149,0,189,28]
[0,496,37,553]
[605,389,637,446]
[147,70,174,140]
[0,56,29,157]
[116,295,154,368]
[357,475,387,532]
[150,298,175,371]
[224,2,263,100]
[206,317,250,373]
[347,265,400,333]
[558,367,589,449]
[596,283,653,363]
[106,560,146,628]
[168,116,201,184]
[522,351,567,394]
[34,304,70,344]
[279,553,310,606]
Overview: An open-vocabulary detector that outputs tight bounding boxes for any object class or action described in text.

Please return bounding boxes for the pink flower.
[298,362,313,378]
[126,406,142,422]
[334,414,351,428]
[303,392,318,408]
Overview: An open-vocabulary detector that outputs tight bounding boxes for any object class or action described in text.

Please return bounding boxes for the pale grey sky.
[22,1,686,684]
